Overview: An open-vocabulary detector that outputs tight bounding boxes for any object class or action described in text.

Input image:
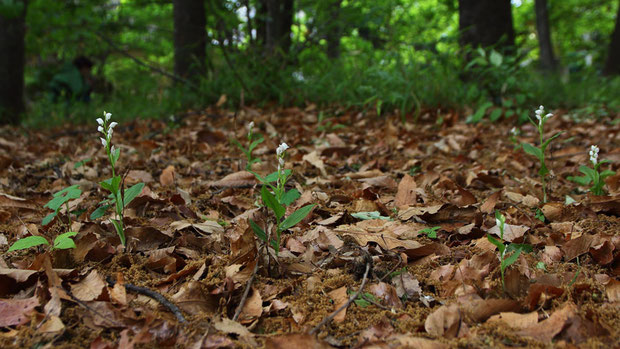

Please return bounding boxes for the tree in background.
[256,0,294,57]
[604,0,620,75]
[0,0,28,125]
[173,0,207,81]
[458,0,515,51]
[535,0,557,71]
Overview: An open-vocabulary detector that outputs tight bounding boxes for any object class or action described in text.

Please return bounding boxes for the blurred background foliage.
[3,0,620,126]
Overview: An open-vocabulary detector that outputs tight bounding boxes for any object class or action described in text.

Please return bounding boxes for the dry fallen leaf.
[328,286,348,323]
[159,165,175,186]
[424,304,463,338]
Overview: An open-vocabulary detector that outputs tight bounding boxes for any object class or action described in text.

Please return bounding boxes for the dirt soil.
[0,106,619,348]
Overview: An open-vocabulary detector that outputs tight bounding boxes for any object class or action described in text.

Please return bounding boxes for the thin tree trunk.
[458,0,515,51]
[535,0,557,70]
[173,0,206,81]
[264,0,294,57]
[603,0,620,75]
[0,0,27,125]
[326,0,343,59]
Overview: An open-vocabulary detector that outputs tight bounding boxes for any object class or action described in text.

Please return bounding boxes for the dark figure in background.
[49,56,94,103]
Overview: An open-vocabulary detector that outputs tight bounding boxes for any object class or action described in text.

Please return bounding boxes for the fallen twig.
[106,277,187,323]
[232,256,260,321]
[309,260,371,335]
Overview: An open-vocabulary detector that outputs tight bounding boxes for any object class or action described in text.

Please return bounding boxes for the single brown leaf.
[424,304,462,338]
[159,165,175,186]
[395,174,417,208]
[328,286,348,323]
[516,303,576,342]
[487,311,538,329]
[71,269,106,301]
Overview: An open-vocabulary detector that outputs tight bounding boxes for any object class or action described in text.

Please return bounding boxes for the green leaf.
[468,102,492,123]
[8,236,49,251]
[281,188,301,206]
[53,232,78,250]
[248,137,264,152]
[41,212,57,226]
[489,108,503,122]
[507,243,533,254]
[279,204,315,231]
[489,50,503,67]
[100,176,120,192]
[44,196,67,211]
[487,234,505,253]
[249,219,267,242]
[110,219,125,246]
[264,169,292,183]
[74,158,90,169]
[123,182,144,207]
[541,131,564,150]
[261,186,285,220]
[522,143,543,162]
[90,204,111,220]
[501,249,522,272]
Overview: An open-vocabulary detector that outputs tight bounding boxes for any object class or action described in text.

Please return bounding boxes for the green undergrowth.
[22,53,620,128]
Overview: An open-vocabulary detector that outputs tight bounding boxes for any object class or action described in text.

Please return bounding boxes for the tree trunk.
[264,0,294,57]
[603,0,620,75]
[535,0,557,70]
[326,0,343,59]
[0,0,27,125]
[173,0,206,81]
[458,0,515,51]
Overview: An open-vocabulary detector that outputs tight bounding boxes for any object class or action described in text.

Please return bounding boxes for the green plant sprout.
[8,232,78,252]
[249,143,315,256]
[42,184,82,227]
[521,105,563,203]
[231,121,264,171]
[90,111,144,247]
[418,226,440,239]
[567,145,616,195]
[509,127,522,150]
[487,211,532,293]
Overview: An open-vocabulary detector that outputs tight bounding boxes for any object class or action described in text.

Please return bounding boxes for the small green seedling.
[91,111,144,247]
[8,232,78,252]
[567,145,615,196]
[521,105,563,203]
[535,261,547,271]
[418,226,440,239]
[42,184,82,227]
[487,211,533,292]
[231,121,264,171]
[249,143,315,256]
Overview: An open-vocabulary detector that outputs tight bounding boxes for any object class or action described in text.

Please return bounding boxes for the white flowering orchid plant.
[487,211,532,293]
[90,111,145,247]
[231,121,264,171]
[249,142,315,255]
[568,145,615,195]
[521,105,563,203]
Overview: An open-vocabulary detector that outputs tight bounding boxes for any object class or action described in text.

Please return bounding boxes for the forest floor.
[0,106,619,348]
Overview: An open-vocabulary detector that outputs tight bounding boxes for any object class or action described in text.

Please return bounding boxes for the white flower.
[589,145,599,165]
[495,217,502,228]
[534,105,552,124]
[510,127,518,136]
[110,145,116,154]
[104,111,112,121]
[100,137,107,147]
[96,118,104,126]
[108,122,118,130]
[276,143,289,156]
[97,126,104,133]
[247,121,254,131]
[107,128,113,138]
